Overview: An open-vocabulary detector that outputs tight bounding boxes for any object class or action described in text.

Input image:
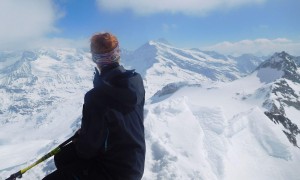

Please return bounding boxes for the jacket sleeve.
[75,90,108,159]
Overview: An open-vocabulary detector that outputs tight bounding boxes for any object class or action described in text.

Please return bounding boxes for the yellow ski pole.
[5,135,76,180]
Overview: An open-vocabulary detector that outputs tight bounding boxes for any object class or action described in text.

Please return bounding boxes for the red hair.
[90,32,118,54]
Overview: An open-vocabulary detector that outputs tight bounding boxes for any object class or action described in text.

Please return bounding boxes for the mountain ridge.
[257,51,300,147]
[123,40,265,98]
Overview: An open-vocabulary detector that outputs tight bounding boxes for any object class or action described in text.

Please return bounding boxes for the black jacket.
[75,65,146,180]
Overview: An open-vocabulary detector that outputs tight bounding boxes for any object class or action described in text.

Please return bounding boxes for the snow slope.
[144,69,300,180]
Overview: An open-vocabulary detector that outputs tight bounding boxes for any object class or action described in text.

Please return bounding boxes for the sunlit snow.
[0,43,299,180]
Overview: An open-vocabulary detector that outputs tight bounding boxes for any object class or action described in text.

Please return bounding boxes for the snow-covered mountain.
[0,48,93,125]
[122,41,265,98]
[0,48,94,179]
[257,52,300,147]
[0,42,299,180]
[144,51,300,179]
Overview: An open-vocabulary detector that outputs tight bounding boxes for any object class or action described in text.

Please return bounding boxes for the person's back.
[43,32,146,180]
[79,64,146,179]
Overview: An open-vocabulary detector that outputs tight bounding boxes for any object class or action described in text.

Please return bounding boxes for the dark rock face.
[273,80,299,105]
[154,82,188,97]
[294,56,300,67]
[265,112,300,147]
[261,52,300,147]
[257,51,297,71]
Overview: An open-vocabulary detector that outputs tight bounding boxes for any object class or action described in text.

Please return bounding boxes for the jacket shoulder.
[84,89,94,104]
[84,87,105,105]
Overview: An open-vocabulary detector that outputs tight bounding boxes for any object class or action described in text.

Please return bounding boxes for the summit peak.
[257,51,297,71]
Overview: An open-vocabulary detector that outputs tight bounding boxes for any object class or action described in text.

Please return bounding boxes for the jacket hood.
[99,66,145,108]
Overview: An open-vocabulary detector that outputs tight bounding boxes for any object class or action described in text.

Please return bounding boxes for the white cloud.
[203,38,300,56]
[0,0,62,49]
[96,0,267,16]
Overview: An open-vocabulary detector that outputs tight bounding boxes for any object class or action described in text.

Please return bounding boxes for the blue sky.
[0,0,299,55]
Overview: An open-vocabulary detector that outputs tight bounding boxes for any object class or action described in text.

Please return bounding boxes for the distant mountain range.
[122,41,266,97]
[0,41,300,180]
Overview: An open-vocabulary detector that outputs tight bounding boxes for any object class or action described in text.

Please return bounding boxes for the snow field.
[143,74,300,180]
[145,96,217,179]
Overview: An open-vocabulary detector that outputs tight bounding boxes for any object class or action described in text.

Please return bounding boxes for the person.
[43,32,146,180]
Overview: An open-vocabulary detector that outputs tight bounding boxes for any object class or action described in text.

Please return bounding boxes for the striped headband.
[92,44,121,67]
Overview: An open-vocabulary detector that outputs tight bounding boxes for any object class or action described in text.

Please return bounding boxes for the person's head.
[90,32,120,70]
